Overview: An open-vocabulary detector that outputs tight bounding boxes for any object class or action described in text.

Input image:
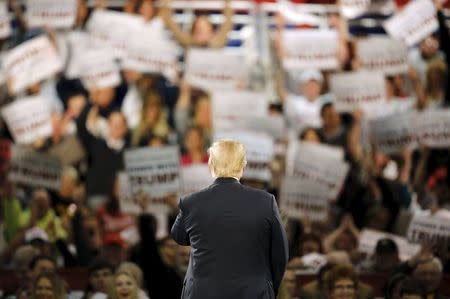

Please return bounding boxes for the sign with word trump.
[1,96,53,144]
[9,146,62,190]
[0,2,11,39]
[371,112,418,154]
[212,90,268,132]
[282,29,338,71]
[407,214,450,245]
[415,110,450,148]
[124,146,181,201]
[26,0,77,29]
[383,0,438,46]
[185,49,249,91]
[3,35,63,93]
[357,37,409,75]
[280,177,329,221]
[181,164,214,196]
[329,71,386,113]
[79,50,121,89]
[214,131,274,182]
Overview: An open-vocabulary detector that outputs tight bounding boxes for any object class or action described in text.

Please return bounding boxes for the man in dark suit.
[171,139,289,299]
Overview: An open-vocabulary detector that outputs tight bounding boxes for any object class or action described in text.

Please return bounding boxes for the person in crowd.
[412,258,446,299]
[299,127,321,144]
[30,271,67,299]
[82,259,114,299]
[361,238,401,274]
[161,0,233,49]
[117,262,150,299]
[180,125,208,166]
[385,273,408,299]
[108,271,139,299]
[323,215,360,261]
[326,265,360,299]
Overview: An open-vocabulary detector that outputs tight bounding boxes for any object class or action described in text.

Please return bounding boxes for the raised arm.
[436,1,450,106]
[209,0,233,48]
[161,0,192,48]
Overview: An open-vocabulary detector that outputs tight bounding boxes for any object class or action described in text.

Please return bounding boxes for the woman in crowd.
[180,125,208,166]
[30,272,67,299]
[108,271,139,299]
[326,265,359,299]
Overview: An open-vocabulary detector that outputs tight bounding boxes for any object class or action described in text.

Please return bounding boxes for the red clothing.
[97,207,136,245]
[180,153,209,166]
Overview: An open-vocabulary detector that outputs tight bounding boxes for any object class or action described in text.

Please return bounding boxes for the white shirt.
[284,94,322,132]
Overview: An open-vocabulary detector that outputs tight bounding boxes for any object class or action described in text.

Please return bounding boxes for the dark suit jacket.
[171,177,289,299]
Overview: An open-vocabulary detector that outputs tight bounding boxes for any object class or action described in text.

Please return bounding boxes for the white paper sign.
[357,37,409,75]
[185,49,249,91]
[407,214,450,245]
[415,110,450,148]
[280,176,329,221]
[214,131,274,182]
[241,116,285,140]
[212,90,268,132]
[0,2,11,39]
[65,31,98,79]
[3,35,63,93]
[371,112,418,154]
[291,143,349,198]
[366,97,416,120]
[282,30,338,71]
[359,229,420,261]
[8,146,62,190]
[79,50,121,89]
[117,172,140,214]
[329,71,387,113]
[181,164,214,196]
[340,0,371,19]
[26,0,77,29]
[1,96,53,144]
[124,146,181,212]
[383,0,438,46]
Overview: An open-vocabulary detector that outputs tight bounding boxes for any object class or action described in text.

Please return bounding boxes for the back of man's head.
[208,139,247,178]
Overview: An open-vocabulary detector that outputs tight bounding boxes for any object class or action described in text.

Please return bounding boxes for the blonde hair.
[108,271,139,299]
[208,139,247,178]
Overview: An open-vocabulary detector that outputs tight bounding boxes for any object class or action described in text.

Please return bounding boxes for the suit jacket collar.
[213,177,240,184]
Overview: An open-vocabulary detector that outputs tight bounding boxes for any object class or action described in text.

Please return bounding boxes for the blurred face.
[139,0,154,21]
[301,240,321,256]
[33,191,51,219]
[194,97,211,128]
[59,174,77,197]
[284,270,297,297]
[31,260,56,280]
[302,80,321,102]
[90,88,115,108]
[145,104,161,126]
[67,95,87,118]
[115,274,137,299]
[185,128,203,152]
[108,113,128,140]
[330,278,356,299]
[420,36,439,58]
[385,79,395,99]
[192,16,214,46]
[321,106,341,130]
[413,261,442,293]
[35,277,54,299]
[90,268,113,293]
[302,129,320,143]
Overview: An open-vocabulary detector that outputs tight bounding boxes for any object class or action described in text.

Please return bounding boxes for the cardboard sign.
[415,110,450,148]
[357,37,409,75]
[371,112,418,154]
[214,131,274,182]
[9,146,62,190]
[212,90,268,132]
[0,2,11,39]
[3,35,63,93]
[1,96,53,144]
[185,49,249,91]
[181,164,214,196]
[282,30,338,71]
[383,0,438,46]
[79,50,121,89]
[329,71,387,113]
[280,176,329,221]
[124,146,181,212]
[407,214,450,245]
[359,229,420,261]
[26,0,77,29]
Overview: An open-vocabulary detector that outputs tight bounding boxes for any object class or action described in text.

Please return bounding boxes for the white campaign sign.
[415,110,450,148]
[3,35,63,93]
[181,164,214,196]
[280,176,329,221]
[367,97,416,120]
[185,49,249,91]
[282,30,338,71]
[340,0,371,19]
[214,131,274,182]
[291,142,349,199]
[87,10,144,59]
[383,0,438,46]
[407,214,450,245]
[79,50,121,89]
[26,0,77,29]
[357,37,409,75]
[1,96,53,144]
[65,31,98,79]
[124,146,181,212]
[9,146,62,190]
[240,116,285,140]
[359,229,420,261]
[212,90,268,132]
[0,2,11,39]
[329,71,387,113]
[371,112,418,154]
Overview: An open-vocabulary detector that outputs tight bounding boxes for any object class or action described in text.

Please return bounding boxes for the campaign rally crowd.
[0,0,449,299]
